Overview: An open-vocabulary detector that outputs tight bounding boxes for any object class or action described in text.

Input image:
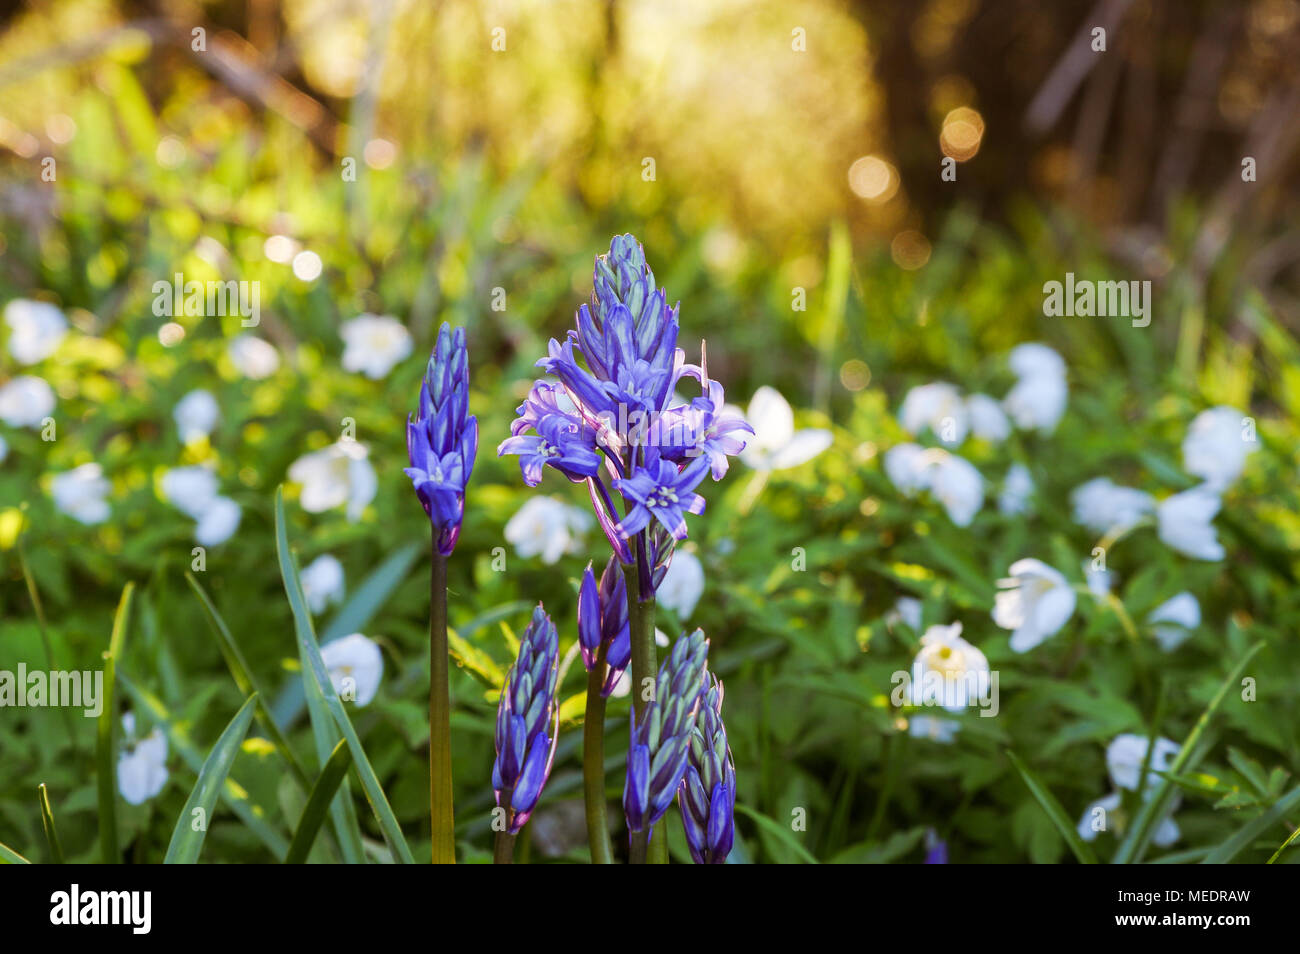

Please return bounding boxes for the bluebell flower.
[498,413,603,487]
[405,323,477,555]
[658,364,753,480]
[492,605,559,833]
[624,629,709,838]
[578,557,632,695]
[501,234,750,585]
[679,672,735,864]
[613,451,710,540]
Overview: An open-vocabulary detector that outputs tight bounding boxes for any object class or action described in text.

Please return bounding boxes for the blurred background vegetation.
[1,0,1299,863]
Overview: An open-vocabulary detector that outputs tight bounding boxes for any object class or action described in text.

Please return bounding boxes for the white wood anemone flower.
[340,314,414,380]
[173,389,219,443]
[1156,485,1224,561]
[1182,405,1256,490]
[4,298,67,364]
[656,548,704,619]
[301,554,346,616]
[117,712,168,806]
[992,558,1076,652]
[734,386,831,471]
[0,374,56,428]
[320,633,384,706]
[1147,592,1200,652]
[503,496,591,565]
[51,463,111,525]
[909,622,990,712]
[288,440,378,522]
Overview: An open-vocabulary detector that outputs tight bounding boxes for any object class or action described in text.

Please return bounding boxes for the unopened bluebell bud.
[491,605,558,833]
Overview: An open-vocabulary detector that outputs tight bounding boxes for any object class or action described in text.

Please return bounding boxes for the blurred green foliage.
[1,1,1299,864]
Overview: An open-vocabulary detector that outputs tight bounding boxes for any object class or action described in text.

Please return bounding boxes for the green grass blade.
[37,783,64,864]
[18,535,78,750]
[285,740,354,864]
[1006,750,1098,864]
[269,542,421,727]
[118,673,290,860]
[0,841,31,864]
[736,804,820,863]
[1148,847,1213,863]
[163,694,259,864]
[1266,821,1300,864]
[1205,785,1300,864]
[270,495,367,865]
[1114,641,1266,864]
[185,571,310,789]
[97,582,134,864]
[275,486,414,864]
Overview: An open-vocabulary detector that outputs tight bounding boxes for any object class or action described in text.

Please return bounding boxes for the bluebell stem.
[624,629,709,862]
[678,672,735,864]
[492,605,559,843]
[405,322,477,864]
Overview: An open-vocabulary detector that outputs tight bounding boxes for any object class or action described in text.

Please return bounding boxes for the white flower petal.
[320,633,383,706]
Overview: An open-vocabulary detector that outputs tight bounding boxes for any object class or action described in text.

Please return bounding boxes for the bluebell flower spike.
[405,323,477,555]
[500,235,752,581]
[624,629,710,841]
[679,671,735,864]
[492,605,560,833]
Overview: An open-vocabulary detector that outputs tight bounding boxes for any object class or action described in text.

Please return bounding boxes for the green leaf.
[1225,747,1270,796]
[830,827,926,863]
[1152,770,1228,797]
[735,804,819,864]
[38,783,64,864]
[97,582,134,864]
[1006,750,1098,864]
[118,673,290,860]
[319,542,421,645]
[285,740,354,864]
[1204,785,1300,864]
[273,523,367,865]
[185,571,310,789]
[164,694,259,864]
[1114,641,1266,864]
[0,841,31,864]
[274,487,415,864]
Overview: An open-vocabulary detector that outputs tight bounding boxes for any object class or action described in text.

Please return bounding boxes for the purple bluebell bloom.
[624,629,709,839]
[405,323,478,555]
[662,357,753,479]
[492,605,559,833]
[498,413,602,487]
[501,234,751,593]
[578,557,632,696]
[613,450,710,541]
[679,672,735,864]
